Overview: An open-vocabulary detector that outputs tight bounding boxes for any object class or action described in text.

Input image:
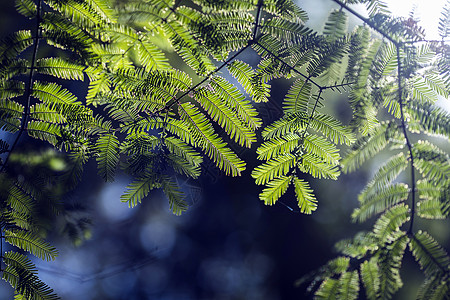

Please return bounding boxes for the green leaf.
[353,183,410,222]
[378,234,408,299]
[35,58,86,81]
[193,87,256,147]
[6,184,34,216]
[252,154,296,185]
[209,76,262,130]
[259,175,292,206]
[372,204,409,243]
[409,231,450,277]
[323,9,348,41]
[27,121,61,146]
[338,271,359,300]
[315,278,339,300]
[360,258,380,300]
[164,136,203,167]
[161,175,188,216]
[2,251,59,300]
[309,113,355,146]
[257,133,300,160]
[283,78,312,113]
[120,172,161,207]
[262,113,308,140]
[179,102,246,176]
[15,0,37,18]
[4,230,58,261]
[341,122,400,173]
[300,153,340,180]
[95,133,120,182]
[417,199,447,220]
[293,177,317,214]
[304,134,341,165]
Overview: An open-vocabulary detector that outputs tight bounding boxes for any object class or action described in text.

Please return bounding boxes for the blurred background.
[0,0,449,299]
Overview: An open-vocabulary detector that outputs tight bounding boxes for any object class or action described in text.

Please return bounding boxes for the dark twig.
[0,0,42,173]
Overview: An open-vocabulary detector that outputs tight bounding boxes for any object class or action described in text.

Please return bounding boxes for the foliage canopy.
[0,0,449,299]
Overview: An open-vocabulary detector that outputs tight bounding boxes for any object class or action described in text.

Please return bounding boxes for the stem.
[255,42,323,89]
[0,0,42,173]
[157,44,251,114]
[301,88,323,142]
[253,0,264,41]
[0,227,3,272]
[331,0,399,46]
[396,46,416,234]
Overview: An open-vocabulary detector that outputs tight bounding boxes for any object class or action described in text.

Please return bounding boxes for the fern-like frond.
[32,81,79,106]
[164,136,203,167]
[252,154,296,185]
[338,271,359,300]
[163,20,215,75]
[84,0,116,22]
[315,278,340,300]
[193,87,256,147]
[360,258,380,300]
[257,133,300,160]
[417,199,447,220]
[406,100,450,139]
[341,122,401,173]
[95,133,120,182]
[6,184,34,217]
[372,204,409,244]
[293,177,317,214]
[413,140,450,183]
[26,121,61,146]
[304,134,341,165]
[165,153,201,179]
[299,153,340,180]
[179,102,245,176]
[261,17,312,45]
[61,145,90,188]
[353,183,410,222]
[4,230,58,261]
[360,152,408,196]
[227,60,270,103]
[30,104,65,124]
[263,0,308,22]
[335,232,379,259]
[261,112,308,140]
[15,0,37,18]
[121,132,158,155]
[323,9,348,41]
[35,58,86,81]
[136,38,171,71]
[2,251,59,300]
[377,234,408,299]
[282,78,312,113]
[209,76,262,130]
[259,175,292,206]
[309,113,355,145]
[409,231,450,276]
[46,0,104,29]
[0,99,24,132]
[161,175,188,216]
[0,30,34,61]
[3,251,37,275]
[365,0,391,16]
[120,172,161,207]
[439,0,450,38]
[411,77,440,103]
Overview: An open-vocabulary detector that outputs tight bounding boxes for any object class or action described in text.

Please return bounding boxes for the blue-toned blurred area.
[1,0,449,299]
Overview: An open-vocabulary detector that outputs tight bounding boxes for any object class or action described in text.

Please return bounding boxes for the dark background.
[0,0,449,299]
